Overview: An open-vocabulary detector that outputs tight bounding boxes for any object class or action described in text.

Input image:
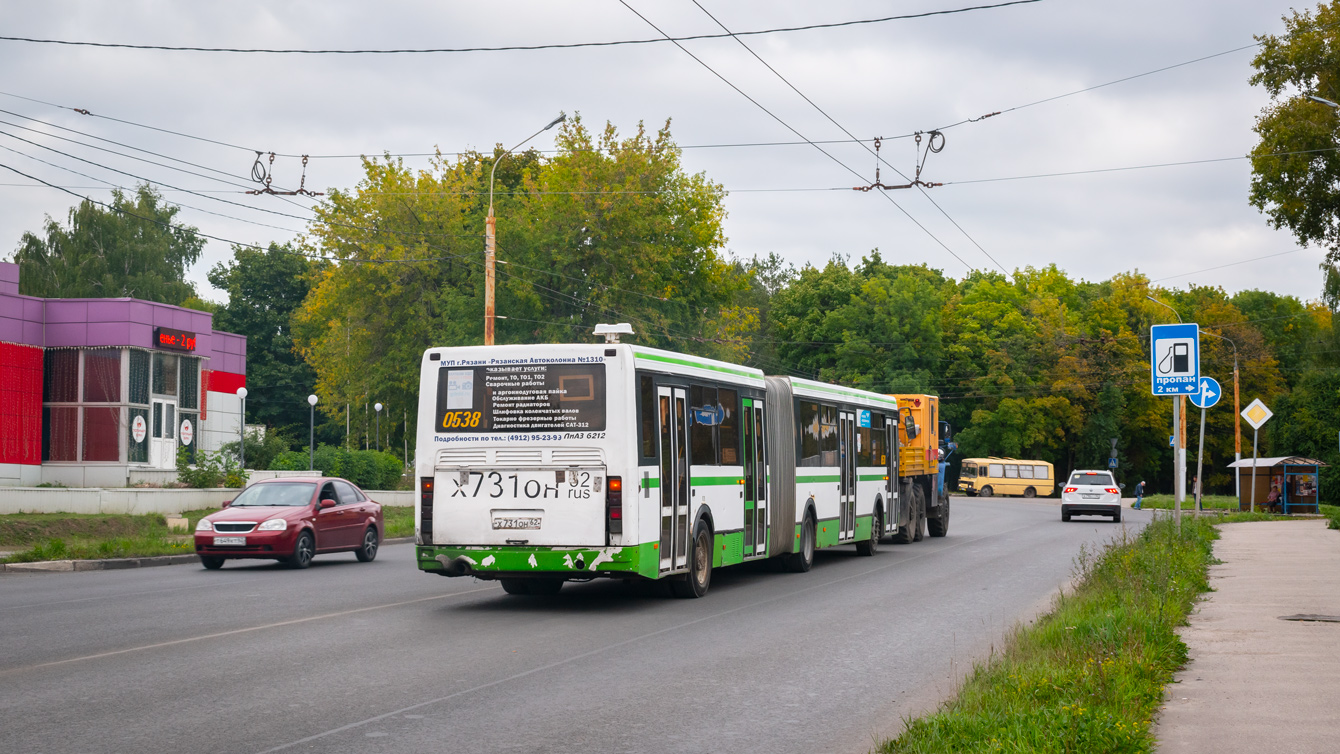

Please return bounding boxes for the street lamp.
[307,394,318,471]
[236,387,248,468]
[484,112,566,345]
[1307,94,1340,109]
[374,402,383,452]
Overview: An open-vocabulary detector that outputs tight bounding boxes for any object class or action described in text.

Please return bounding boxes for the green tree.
[10,185,203,304]
[208,243,319,435]
[1249,3,1340,272]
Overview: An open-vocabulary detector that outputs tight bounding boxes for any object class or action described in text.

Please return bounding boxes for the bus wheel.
[672,521,713,598]
[784,513,816,572]
[500,579,532,595]
[856,507,881,556]
[928,496,949,538]
[980,486,993,498]
[1023,487,1036,499]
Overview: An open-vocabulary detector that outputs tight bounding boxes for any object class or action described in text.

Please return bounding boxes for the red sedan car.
[194,477,384,569]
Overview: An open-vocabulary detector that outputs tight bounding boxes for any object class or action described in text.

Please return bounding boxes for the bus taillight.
[420,477,435,543]
[607,476,623,535]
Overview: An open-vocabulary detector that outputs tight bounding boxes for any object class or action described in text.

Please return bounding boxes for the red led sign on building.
[154,326,197,352]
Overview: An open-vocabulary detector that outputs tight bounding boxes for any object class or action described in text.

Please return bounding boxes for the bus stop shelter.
[1227,457,1327,514]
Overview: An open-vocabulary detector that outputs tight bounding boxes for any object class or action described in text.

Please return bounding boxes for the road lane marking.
[0,586,498,676]
[256,527,1034,754]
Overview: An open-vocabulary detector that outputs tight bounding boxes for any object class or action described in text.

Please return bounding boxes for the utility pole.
[1202,330,1241,499]
[484,113,565,345]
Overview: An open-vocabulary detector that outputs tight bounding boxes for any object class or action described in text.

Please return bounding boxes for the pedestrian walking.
[1133,480,1145,510]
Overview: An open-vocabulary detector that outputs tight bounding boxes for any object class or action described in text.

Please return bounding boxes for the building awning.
[1227,456,1329,469]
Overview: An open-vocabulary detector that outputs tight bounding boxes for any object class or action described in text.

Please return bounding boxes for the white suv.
[1061,470,1122,522]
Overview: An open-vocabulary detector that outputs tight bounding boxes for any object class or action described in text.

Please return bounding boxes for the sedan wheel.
[355,527,380,562]
[200,555,225,570]
[289,531,315,569]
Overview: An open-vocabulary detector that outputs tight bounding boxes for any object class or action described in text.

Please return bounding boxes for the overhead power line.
[0,2,1042,55]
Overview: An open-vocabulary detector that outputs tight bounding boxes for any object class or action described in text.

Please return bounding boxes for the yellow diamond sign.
[1241,398,1273,430]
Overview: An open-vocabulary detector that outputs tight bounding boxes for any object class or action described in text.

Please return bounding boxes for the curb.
[0,536,417,574]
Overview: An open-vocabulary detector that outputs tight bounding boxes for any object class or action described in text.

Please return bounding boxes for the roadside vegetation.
[1,506,413,564]
[1321,504,1340,530]
[880,516,1216,753]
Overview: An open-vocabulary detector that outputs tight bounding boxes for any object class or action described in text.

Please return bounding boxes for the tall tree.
[10,185,203,304]
[208,243,319,435]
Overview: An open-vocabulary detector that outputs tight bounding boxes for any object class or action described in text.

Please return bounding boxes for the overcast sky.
[0,0,1324,304]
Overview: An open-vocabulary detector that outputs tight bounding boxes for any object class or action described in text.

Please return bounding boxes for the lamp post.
[485,112,566,345]
[374,402,383,452]
[236,387,248,468]
[1148,295,1187,525]
[307,394,318,471]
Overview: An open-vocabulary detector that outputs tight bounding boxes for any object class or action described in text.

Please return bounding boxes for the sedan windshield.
[1069,472,1114,486]
[229,483,316,507]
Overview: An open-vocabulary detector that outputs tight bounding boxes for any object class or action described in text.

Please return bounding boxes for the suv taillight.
[607,476,623,536]
[1105,488,1120,494]
[1064,486,1078,493]
[420,477,434,543]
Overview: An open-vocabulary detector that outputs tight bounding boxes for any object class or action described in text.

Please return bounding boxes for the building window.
[179,412,197,464]
[179,356,199,410]
[82,406,120,462]
[153,352,178,396]
[42,406,79,461]
[129,350,150,405]
[127,406,149,463]
[43,350,79,403]
[83,348,122,403]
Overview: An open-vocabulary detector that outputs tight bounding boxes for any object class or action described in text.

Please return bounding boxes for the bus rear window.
[435,363,606,433]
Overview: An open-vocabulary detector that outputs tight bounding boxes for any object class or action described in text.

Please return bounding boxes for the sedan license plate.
[492,517,542,530]
[213,536,246,546]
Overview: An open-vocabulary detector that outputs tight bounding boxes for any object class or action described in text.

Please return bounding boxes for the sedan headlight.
[257,518,288,532]
[195,519,213,532]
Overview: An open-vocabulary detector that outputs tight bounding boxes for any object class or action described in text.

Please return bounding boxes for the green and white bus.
[414,342,932,597]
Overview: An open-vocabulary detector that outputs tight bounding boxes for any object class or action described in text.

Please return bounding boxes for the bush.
[176,446,246,488]
[220,427,295,471]
[269,444,404,489]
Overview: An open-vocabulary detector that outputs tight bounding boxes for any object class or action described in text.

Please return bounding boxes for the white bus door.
[839,410,856,540]
[886,417,899,534]
[742,398,767,557]
[658,387,691,573]
[151,399,177,469]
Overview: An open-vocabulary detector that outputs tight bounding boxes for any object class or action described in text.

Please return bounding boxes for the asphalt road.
[0,497,1148,754]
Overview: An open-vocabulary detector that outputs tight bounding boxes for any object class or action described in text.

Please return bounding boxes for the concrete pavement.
[1155,519,1340,753]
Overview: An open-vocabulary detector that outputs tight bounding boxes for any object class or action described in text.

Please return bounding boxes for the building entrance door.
[151,399,177,469]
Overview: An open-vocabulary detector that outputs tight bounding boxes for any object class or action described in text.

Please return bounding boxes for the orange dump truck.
[888,394,950,540]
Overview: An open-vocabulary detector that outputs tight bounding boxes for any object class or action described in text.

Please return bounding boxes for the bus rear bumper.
[417,543,652,579]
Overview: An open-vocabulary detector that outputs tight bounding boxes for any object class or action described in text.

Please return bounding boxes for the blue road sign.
[1108,457,1118,469]
[1150,323,1200,395]
[1189,376,1222,409]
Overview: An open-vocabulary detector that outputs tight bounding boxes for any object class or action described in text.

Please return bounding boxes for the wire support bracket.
[246,152,323,196]
[853,132,944,191]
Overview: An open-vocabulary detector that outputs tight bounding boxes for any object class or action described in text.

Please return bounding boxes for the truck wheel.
[912,485,927,542]
[784,513,816,572]
[856,507,882,556]
[891,486,916,544]
[671,520,713,597]
[980,486,993,498]
[927,496,950,538]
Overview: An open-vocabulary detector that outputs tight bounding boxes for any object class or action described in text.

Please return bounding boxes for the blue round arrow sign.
[1189,376,1222,409]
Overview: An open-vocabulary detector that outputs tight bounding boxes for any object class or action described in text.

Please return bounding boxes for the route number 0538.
[440,410,482,429]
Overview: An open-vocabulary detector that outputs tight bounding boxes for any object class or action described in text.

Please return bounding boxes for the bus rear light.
[420,477,435,543]
[607,475,623,535]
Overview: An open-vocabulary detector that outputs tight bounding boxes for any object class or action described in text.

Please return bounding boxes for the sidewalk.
[1154,519,1340,753]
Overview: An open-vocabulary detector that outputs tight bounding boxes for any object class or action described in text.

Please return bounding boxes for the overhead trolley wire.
[0,2,1042,55]
[618,0,978,273]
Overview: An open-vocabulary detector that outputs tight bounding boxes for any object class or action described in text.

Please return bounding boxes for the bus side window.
[718,388,739,465]
[870,413,886,466]
[799,402,821,467]
[1019,465,1033,479]
[639,375,656,461]
[1004,464,1018,478]
[989,463,1004,478]
[1034,465,1049,479]
[820,404,838,466]
[690,385,718,465]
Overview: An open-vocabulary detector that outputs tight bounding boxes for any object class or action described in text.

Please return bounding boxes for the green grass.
[0,505,414,563]
[879,515,1218,753]
[1136,494,1239,510]
[1321,505,1340,530]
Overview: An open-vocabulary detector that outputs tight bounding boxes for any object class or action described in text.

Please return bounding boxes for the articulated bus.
[414,342,945,597]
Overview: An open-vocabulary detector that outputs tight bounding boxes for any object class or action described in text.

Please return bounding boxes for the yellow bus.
[957,457,1055,498]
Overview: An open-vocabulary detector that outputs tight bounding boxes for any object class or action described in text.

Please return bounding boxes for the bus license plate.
[492,517,542,530]
[213,536,246,546]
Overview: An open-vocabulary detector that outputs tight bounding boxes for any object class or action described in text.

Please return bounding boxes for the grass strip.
[1321,504,1340,530]
[1135,494,1239,510]
[1,506,414,563]
[880,515,1217,753]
